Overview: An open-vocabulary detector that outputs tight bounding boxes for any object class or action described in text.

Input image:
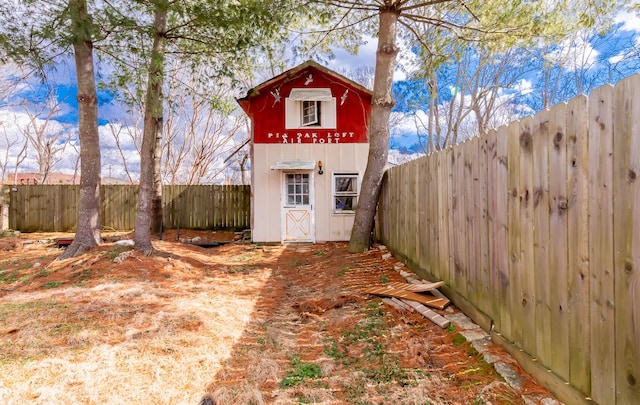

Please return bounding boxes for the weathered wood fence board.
[478,137,490,318]
[532,108,551,369]
[588,84,616,405]
[3,184,250,232]
[506,120,521,346]
[548,102,570,381]
[566,94,591,394]
[612,76,640,404]
[493,125,509,336]
[436,149,450,285]
[377,75,640,405]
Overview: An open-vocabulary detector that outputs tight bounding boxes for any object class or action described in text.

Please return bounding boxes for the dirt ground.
[0,230,556,404]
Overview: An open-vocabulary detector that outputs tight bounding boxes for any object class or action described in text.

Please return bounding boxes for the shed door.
[282,172,315,242]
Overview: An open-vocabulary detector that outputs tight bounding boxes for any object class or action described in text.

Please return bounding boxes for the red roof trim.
[237,60,372,112]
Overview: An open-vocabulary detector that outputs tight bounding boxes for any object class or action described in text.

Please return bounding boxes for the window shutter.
[285,98,299,129]
[322,98,337,128]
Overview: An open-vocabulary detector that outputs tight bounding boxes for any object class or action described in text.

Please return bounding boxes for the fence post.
[0,185,9,231]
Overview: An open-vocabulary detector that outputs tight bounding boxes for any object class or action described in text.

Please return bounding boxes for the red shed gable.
[238,61,372,144]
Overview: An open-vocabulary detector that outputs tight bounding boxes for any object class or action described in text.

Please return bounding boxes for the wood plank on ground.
[390,298,415,312]
[401,299,451,329]
[382,298,408,312]
[356,285,450,309]
[381,298,450,329]
[386,281,445,292]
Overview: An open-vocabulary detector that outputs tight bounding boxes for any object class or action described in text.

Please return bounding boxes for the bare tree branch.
[108,123,136,183]
[400,0,456,13]
[320,0,380,12]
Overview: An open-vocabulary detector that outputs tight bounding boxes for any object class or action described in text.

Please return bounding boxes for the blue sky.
[7,82,114,126]
[1,7,640,178]
[6,10,640,126]
[385,10,640,151]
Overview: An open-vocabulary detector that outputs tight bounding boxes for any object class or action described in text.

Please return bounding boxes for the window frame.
[332,172,358,214]
[301,100,321,126]
[285,88,336,129]
[284,173,310,207]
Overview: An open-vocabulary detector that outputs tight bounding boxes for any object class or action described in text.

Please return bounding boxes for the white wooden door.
[282,172,314,242]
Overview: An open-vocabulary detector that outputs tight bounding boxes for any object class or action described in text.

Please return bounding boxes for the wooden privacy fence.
[2,184,250,232]
[377,75,640,405]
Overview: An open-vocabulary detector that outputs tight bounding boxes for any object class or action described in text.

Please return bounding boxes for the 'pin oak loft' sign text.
[259,130,363,144]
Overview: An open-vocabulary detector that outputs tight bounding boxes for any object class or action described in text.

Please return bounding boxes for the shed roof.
[237,60,372,113]
[270,160,317,170]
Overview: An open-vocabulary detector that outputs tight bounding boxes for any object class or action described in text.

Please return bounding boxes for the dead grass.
[0,231,555,404]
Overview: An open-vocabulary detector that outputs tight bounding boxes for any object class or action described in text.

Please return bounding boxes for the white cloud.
[327,35,418,81]
[615,9,640,32]
[328,36,377,72]
[388,149,423,165]
[44,57,77,87]
[545,35,599,72]
[0,107,139,181]
[514,79,533,96]
[608,33,640,65]
[55,101,76,118]
[609,53,625,64]
[394,36,422,82]
[99,123,138,151]
[100,145,139,180]
[0,109,82,179]
[390,110,424,137]
[99,100,133,123]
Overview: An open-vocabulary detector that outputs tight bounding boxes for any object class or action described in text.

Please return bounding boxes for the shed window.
[286,173,310,206]
[333,173,358,213]
[285,88,336,129]
[302,100,321,126]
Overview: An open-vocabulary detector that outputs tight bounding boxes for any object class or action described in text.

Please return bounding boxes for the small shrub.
[292,259,309,267]
[18,262,32,270]
[43,281,64,289]
[323,339,344,360]
[279,356,322,388]
[230,253,257,262]
[337,266,350,276]
[452,333,467,346]
[36,268,51,278]
[228,264,258,274]
[105,245,130,260]
[74,269,92,281]
[0,270,21,284]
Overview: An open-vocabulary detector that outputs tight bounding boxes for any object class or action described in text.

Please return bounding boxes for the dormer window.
[286,88,336,129]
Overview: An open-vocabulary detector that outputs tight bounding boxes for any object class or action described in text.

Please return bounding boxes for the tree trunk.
[151,125,163,235]
[348,5,399,253]
[60,0,101,259]
[134,5,167,254]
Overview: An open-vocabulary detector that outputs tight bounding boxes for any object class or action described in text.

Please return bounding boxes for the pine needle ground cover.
[0,230,553,404]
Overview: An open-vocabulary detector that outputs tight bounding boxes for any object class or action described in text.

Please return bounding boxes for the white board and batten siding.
[252,143,369,243]
[238,60,373,244]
